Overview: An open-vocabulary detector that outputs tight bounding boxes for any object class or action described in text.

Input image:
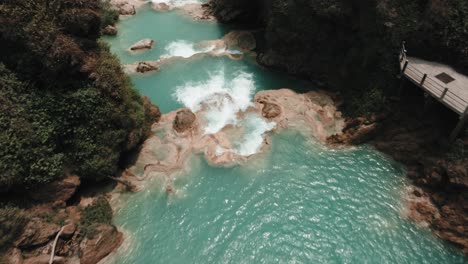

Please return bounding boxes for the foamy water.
[174,70,256,134]
[163,40,216,58]
[151,0,200,8]
[231,114,276,156]
[174,70,276,156]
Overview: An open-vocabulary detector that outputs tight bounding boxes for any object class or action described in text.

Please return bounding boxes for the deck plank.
[401,56,468,115]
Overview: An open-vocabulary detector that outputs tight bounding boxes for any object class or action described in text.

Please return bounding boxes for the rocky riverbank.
[328,93,468,254]
[207,0,468,254]
[1,176,123,264]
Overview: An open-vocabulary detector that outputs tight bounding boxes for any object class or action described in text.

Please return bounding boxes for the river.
[103,2,466,263]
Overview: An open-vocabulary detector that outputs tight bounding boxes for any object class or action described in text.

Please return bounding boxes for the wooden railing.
[399,42,468,116]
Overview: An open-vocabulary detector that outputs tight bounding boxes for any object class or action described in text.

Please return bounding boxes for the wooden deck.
[399,42,468,140]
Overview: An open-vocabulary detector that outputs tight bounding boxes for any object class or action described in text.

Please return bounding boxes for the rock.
[152,3,170,11]
[102,25,118,36]
[143,96,161,123]
[29,175,80,203]
[446,159,468,188]
[173,109,196,133]
[120,4,136,15]
[136,62,160,73]
[261,102,281,118]
[16,218,60,248]
[79,224,123,264]
[223,31,256,51]
[129,39,154,51]
[61,223,76,238]
[2,248,23,264]
[23,255,64,264]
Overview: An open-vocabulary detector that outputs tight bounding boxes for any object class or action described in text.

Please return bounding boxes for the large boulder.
[79,224,123,264]
[110,0,136,15]
[29,175,80,203]
[129,39,154,51]
[16,218,60,248]
[102,25,118,36]
[223,31,256,51]
[173,109,196,133]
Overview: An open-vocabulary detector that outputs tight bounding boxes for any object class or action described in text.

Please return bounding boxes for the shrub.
[80,196,113,238]
[0,207,28,251]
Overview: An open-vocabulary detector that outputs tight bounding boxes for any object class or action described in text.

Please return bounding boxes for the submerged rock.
[136,62,160,73]
[129,39,154,51]
[173,109,196,133]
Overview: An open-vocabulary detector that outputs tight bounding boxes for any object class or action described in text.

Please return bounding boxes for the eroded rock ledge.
[118,89,343,194]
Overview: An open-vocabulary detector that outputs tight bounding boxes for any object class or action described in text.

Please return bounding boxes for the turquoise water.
[105,5,467,263]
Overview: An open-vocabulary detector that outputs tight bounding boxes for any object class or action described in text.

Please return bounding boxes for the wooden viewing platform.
[399,42,468,141]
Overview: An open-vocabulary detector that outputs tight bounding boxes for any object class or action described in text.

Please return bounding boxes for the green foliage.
[100,0,119,28]
[0,66,65,188]
[81,196,113,237]
[0,0,158,190]
[347,85,386,117]
[0,207,28,251]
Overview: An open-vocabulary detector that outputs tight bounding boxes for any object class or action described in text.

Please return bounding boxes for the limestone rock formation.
[129,39,154,51]
[79,224,123,264]
[261,102,281,118]
[173,109,196,133]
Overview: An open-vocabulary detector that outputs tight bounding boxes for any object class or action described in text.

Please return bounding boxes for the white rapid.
[163,40,217,59]
[174,70,276,156]
[150,0,201,8]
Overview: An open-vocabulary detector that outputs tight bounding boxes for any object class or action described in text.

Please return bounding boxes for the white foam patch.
[231,114,276,156]
[174,70,254,134]
[163,40,216,59]
[151,0,200,8]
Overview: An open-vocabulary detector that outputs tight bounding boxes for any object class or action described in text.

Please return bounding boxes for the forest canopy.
[0,0,159,190]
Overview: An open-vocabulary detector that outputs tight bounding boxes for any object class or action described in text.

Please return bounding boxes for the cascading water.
[102,4,467,264]
[163,40,217,59]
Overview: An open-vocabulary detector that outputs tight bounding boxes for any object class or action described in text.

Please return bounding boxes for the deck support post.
[449,114,468,142]
[441,88,449,99]
[420,74,427,86]
[401,60,409,74]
